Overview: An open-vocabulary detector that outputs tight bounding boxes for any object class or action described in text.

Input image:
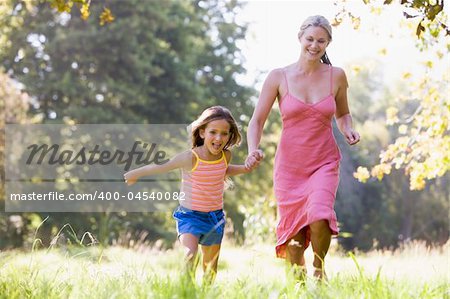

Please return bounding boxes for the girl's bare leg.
[179,233,199,280]
[201,244,221,285]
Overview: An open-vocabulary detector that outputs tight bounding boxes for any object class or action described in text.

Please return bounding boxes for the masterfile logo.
[5,124,190,212]
[25,141,169,171]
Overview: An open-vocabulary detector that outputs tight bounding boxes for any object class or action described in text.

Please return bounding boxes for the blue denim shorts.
[173,205,225,246]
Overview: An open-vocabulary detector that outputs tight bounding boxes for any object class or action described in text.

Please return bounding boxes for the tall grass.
[0,239,448,298]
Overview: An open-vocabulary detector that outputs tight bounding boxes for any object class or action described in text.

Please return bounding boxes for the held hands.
[245,149,264,170]
[344,129,360,145]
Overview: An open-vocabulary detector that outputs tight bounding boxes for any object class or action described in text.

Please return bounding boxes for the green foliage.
[336,65,449,250]
[337,0,448,39]
[2,0,448,251]
[0,0,254,124]
[0,0,263,248]
[0,244,447,298]
[0,73,34,249]
[335,0,450,190]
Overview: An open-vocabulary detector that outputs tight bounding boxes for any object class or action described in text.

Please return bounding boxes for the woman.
[246,15,360,279]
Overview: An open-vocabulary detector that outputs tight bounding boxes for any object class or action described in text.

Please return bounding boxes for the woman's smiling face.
[299,26,330,61]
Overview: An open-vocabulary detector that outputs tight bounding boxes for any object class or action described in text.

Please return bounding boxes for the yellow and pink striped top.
[180,150,228,212]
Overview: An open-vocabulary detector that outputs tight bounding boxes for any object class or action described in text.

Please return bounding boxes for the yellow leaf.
[370,7,382,15]
[331,17,342,27]
[80,2,90,20]
[371,163,391,181]
[100,7,115,26]
[50,0,73,13]
[386,106,399,125]
[352,65,361,74]
[351,16,361,30]
[378,48,387,56]
[410,173,426,190]
[353,166,370,183]
[398,124,408,134]
[402,72,411,79]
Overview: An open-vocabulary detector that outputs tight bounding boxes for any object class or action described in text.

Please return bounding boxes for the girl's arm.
[334,67,360,146]
[226,164,251,176]
[224,150,253,176]
[124,150,192,185]
[246,69,280,167]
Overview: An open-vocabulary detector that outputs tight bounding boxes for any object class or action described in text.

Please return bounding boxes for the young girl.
[124,106,261,284]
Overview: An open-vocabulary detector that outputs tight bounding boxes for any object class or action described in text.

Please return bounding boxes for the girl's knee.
[180,233,199,260]
[203,259,218,269]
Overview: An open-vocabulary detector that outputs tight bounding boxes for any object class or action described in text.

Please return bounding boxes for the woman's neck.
[296,56,322,75]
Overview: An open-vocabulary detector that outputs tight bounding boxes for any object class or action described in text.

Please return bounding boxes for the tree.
[331,64,449,249]
[1,0,255,123]
[0,0,258,246]
[334,0,448,39]
[334,0,449,190]
[0,73,33,248]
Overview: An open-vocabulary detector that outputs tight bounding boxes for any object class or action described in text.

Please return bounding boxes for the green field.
[0,240,448,298]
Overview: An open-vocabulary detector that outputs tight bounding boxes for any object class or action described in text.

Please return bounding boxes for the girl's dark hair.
[190,106,242,149]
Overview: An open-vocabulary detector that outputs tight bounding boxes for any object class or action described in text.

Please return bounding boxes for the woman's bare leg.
[309,220,331,279]
[285,228,307,280]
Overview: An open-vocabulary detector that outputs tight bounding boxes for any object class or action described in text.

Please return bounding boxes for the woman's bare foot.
[313,266,327,280]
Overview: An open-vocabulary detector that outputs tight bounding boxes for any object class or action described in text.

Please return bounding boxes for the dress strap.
[221,150,228,167]
[282,68,289,94]
[191,149,199,171]
[191,149,226,169]
[329,65,333,96]
[191,149,199,159]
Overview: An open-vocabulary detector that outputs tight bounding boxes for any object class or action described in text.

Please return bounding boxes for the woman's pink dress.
[274,65,341,258]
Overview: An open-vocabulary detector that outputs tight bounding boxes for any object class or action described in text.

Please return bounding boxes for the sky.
[235,0,448,88]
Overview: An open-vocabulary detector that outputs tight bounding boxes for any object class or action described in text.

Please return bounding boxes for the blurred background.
[1,0,448,252]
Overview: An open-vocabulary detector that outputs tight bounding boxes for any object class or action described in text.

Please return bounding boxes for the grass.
[0,240,448,298]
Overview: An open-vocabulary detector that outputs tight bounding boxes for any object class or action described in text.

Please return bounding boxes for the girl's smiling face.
[200,119,231,156]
